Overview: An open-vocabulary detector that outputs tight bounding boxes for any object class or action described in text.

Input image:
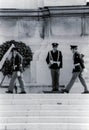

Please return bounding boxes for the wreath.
[0,40,33,77]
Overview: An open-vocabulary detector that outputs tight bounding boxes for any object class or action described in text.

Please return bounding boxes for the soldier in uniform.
[6,47,26,94]
[46,43,63,91]
[61,45,89,94]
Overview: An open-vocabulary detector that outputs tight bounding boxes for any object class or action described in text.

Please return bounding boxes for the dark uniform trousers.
[8,71,25,92]
[66,71,88,92]
[51,69,60,90]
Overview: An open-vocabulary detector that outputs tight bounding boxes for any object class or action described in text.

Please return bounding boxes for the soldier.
[6,47,26,94]
[61,45,89,94]
[46,43,63,91]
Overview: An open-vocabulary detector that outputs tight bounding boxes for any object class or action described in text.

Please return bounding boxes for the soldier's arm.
[46,52,50,64]
[59,51,63,68]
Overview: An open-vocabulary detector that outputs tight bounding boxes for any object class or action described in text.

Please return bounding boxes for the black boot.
[52,89,59,92]
[19,91,26,94]
[6,90,13,94]
[82,90,89,94]
[61,89,69,93]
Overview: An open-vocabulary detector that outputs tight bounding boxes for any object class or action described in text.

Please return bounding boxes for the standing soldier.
[46,43,63,92]
[61,45,89,94]
[6,47,26,94]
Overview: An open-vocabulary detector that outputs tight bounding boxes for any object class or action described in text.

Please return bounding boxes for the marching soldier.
[61,45,89,94]
[46,43,63,91]
[6,47,26,94]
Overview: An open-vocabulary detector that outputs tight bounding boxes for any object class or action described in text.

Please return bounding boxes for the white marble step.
[0,104,89,111]
[0,123,89,130]
[0,98,89,105]
[0,94,88,130]
[0,110,89,117]
[0,94,89,99]
[0,116,89,123]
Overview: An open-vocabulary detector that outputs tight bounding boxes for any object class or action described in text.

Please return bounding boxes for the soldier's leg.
[8,72,17,92]
[55,69,60,90]
[51,69,56,90]
[18,75,25,92]
[65,72,79,92]
[79,72,88,92]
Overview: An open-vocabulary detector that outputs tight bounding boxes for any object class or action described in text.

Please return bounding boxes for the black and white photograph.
[0,0,89,129]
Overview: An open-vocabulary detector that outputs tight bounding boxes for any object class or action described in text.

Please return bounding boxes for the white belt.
[74,63,80,66]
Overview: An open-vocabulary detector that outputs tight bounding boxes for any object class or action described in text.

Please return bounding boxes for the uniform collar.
[52,50,57,53]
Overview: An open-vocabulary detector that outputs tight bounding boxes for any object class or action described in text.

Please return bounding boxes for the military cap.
[52,43,59,47]
[70,45,78,49]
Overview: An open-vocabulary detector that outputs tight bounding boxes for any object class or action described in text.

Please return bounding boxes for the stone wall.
[44,0,86,6]
[0,6,89,86]
[0,0,86,9]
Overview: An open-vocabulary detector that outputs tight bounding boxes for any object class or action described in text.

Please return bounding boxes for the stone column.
[81,15,86,36]
[39,7,51,39]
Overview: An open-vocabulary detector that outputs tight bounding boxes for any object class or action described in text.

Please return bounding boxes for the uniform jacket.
[46,50,63,69]
[73,52,85,72]
[13,54,23,72]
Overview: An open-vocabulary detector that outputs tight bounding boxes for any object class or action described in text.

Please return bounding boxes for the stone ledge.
[0,6,89,17]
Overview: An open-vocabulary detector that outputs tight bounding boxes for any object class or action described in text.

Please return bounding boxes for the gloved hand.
[57,61,60,67]
[50,60,54,65]
[17,71,21,77]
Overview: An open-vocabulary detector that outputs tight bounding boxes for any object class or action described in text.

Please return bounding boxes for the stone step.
[0,94,88,130]
[0,110,89,117]
[0,98,89,105]
[0,94,89,99]
[0,104,89,111]
[0,123,89,130]
[0,116,89,123]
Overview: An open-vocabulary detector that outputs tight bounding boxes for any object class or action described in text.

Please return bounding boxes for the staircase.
[0,94,89,130]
